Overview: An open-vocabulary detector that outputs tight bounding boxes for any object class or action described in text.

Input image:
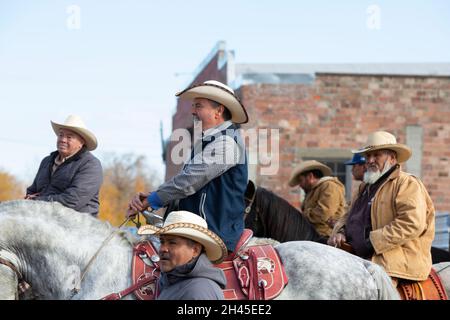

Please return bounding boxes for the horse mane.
[253,187,322,242]
[0,200,137,247]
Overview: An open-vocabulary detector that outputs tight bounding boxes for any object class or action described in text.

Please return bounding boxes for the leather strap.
[101,274,158,300]
[0,257,23,281]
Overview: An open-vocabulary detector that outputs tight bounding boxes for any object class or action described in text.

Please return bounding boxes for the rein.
[69,215,138,299]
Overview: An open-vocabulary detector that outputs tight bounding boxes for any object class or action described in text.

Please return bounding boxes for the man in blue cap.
[344,153,367,182]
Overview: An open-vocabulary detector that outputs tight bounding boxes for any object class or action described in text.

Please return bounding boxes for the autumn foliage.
[0,170,23,201]
[98,153,161,226]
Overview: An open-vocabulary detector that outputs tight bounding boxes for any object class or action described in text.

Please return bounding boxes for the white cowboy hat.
[51,115,98,151]
[288,160,333,187]
[176,80,249,124]
[137,210,227,264]
[351,131,412,163]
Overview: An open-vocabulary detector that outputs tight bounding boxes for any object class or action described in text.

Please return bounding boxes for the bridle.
[0,250,31,298]
[244,182,257,222]
[0,256,23,281]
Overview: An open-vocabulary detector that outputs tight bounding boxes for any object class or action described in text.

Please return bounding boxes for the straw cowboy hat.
[137,210,228,264]
[288,160,333,187]
[51,115,98,151]
[176,80,249,124]
[351,131,412,163]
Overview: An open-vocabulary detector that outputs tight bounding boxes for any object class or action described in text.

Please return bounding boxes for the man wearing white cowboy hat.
[26,115,103,216]
[328,131,435,285]
[128,80,248,252]
[288,160,346,238]
[138,210,227,300]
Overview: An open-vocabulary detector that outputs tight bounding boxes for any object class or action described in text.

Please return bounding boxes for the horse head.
[244,181,323,243]
[0,200,137,300]
[244,180,266,237]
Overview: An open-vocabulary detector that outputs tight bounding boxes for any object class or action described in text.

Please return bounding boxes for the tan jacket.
[333,166,435,281]
[302,177,346,237]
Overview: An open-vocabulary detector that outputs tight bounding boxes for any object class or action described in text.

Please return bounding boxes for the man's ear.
[216,105,225,119]
[192,243,203,258]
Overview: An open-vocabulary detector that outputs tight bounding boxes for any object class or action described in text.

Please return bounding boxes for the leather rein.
[69,215,141,299]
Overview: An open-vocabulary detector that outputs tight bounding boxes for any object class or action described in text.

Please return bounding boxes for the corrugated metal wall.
[433,212,449,250]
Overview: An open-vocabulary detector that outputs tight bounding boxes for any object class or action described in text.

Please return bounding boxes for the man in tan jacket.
[288,160,346,238]
[328,131,435,284]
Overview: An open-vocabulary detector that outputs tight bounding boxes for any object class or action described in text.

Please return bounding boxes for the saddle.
[216,229,288,300]
[102,229,288,300]
[102,240,161,300]
[397,268,448,300]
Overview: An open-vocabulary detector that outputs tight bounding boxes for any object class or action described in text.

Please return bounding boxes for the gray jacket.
[157,253,226,300]
[26,148,103,215]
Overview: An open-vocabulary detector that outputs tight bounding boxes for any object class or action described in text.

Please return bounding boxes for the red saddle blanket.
[397,268,448,300]
[105,229,288,300]
[216,244,288,300]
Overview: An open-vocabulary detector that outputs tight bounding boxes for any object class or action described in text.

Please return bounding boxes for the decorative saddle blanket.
[397,268,448,300]
[102,229,288,300]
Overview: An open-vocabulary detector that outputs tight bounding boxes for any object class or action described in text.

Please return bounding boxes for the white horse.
[0,200,448,300]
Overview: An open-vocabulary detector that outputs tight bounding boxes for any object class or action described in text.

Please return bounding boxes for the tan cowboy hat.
[51,115,98,151]
[351,131,412,163]
[176,80,249,124]
[137,210,228,264]
[288,160,333,187]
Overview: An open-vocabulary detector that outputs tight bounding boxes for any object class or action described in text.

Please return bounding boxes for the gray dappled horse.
[1,200,448,300]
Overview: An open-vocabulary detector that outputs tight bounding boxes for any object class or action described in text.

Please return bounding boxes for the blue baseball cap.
[344,153,366,165]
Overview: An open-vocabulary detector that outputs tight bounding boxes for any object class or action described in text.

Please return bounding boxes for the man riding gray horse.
[128,80,248,253]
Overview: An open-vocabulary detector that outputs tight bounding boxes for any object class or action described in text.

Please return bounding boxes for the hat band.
[156,222,228,262]
[362,143,402,150]
[178,83,243,103]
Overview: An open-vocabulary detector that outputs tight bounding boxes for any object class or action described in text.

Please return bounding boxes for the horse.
[244,181,450,264]
[0,200,422,300]
[244,180,324,243]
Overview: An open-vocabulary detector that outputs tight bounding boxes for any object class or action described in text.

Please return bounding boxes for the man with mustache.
[328,131,435,286]
[25,115,103,216]
[128,80,248,253]
[137,210,227,300]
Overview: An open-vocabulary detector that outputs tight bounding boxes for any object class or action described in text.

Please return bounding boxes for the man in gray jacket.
[138,210,227,300]
[26,115,103,216]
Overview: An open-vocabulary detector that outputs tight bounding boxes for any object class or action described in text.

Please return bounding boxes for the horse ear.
[245,180,256,200]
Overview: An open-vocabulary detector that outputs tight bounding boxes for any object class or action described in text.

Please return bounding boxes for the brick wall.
[240,75,450,211]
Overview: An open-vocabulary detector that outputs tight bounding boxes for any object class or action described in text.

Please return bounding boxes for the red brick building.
[164,42,450,228]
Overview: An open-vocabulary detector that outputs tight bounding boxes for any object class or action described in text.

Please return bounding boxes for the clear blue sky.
[1,0,449,185]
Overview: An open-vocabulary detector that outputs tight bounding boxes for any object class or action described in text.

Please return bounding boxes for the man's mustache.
[159,253,171,260]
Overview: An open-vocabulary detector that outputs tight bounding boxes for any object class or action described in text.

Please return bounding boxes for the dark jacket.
[26,147,103,215]
[179,124,248,251]
[157,253,226,300]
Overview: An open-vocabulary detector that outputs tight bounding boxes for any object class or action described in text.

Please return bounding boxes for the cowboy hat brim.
[138,223,228,264]
[288,162,333,187]
[51,121,98,151]
[176,84,249,124]
[352,144,412,163]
